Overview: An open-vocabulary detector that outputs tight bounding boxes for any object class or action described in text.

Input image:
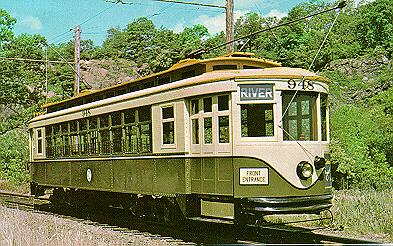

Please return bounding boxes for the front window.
[282,92,317,141]
[241,104,274,137]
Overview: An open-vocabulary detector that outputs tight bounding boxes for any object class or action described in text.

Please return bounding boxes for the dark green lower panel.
[31,158,188,195]
[30,156,331,199]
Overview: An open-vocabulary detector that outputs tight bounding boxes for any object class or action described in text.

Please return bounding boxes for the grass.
[264,189,393,243]
[331,189,393,242]
[0,179,29,194]
[0,205,178,246]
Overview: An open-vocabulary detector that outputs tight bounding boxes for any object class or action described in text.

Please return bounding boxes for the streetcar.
[28,52,332,225]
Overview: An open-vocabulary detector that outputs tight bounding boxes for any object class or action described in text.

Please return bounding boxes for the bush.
[330,103,393,190]
[0,129,29,185]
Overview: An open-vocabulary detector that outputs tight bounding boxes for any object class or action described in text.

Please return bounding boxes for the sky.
[2,0,317,46]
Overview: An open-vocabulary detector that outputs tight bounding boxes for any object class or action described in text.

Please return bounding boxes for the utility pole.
[226,0,234,53]
[74,25,81,96]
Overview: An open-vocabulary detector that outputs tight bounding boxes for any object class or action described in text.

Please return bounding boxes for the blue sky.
[2,0,313,45]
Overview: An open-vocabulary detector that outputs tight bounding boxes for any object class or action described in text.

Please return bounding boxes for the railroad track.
[0,190,194,245]
[0,190,381,244]
[0,189,49,209]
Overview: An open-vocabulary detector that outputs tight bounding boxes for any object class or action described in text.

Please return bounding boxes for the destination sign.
[240,168,269,185]
[239,84,274,101]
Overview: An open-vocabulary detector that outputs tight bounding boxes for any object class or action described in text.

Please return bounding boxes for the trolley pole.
[226,0,234,53]
[74,25,81,96]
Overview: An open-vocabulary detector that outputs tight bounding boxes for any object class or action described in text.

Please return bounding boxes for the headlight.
[297,161,313,180]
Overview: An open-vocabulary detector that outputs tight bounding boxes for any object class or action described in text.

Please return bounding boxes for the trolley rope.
[278,5,344,163]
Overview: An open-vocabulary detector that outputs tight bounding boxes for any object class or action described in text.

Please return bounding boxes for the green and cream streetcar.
[29,52,332,224]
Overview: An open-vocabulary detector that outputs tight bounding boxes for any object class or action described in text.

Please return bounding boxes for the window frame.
[238,102,277,142]
[282,91,318,141]
[36,128,44,156]
[161,104,176,148]
[190,94,232,147]
[320,93,329,142]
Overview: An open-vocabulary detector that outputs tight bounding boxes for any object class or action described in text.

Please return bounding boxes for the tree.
[354,0,393,57]
[0,9,16,45]
[0,34,47,133]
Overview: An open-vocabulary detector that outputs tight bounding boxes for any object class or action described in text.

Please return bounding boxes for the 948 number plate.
[287,79,314,90]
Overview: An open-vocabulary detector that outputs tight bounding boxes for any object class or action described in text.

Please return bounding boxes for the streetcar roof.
[41,53,325,111]
[41,53,280,108]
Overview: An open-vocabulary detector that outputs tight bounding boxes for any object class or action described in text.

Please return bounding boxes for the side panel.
[71,160,114,190]
[190,157,233,196]
[30,157,189,195]
[46,161,71,186]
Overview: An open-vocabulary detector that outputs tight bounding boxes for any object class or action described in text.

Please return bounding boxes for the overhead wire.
[148,2,176,18]
[188,1,347,57]
[107,0,224,9]
[41,1,126,91]
[0,57,72,64]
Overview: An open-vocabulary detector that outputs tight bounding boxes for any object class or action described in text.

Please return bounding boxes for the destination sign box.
[240,168,269,185]
[239,84,274,101]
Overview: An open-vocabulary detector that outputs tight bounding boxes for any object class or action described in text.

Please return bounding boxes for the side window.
[162,106,175,145]
[218,95,230,143]
[61,123,70,156]
[203,96,213,144]
[190,99,200,145]
[89,117,99,154]
[36,129,43,155]
[213,64,237,70]
[241,104,274,137]
[54,124,61,157]
[70,121,79,155]
[99,114,110,154]
[157,76,171,85]
[79,118,88,155]
[45,126,54,157]
[111,111,123,153]
[139,106,152,153]
[181,70,196,80]
[320,94,328,141]
[124,106,152,154]
[124,109,138,153]
[243,65,261,69]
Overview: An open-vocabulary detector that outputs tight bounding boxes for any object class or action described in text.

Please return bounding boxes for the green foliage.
[0,9,16,44]
[325,65,393,190]
[0,129,29,185]
[354,0,393,57]
[330,104,393,190]
[99,17,220,73]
